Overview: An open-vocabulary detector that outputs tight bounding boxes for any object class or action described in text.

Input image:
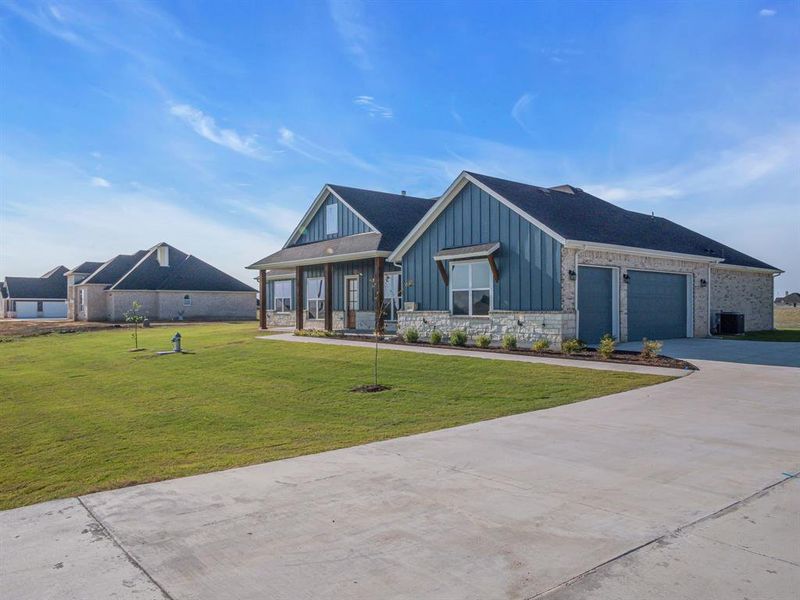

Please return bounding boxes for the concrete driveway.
[618,336,800,368]
[2,342,798,599]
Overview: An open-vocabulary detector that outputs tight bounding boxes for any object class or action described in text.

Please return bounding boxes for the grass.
[0,323,672,509]
[716,307,800,342]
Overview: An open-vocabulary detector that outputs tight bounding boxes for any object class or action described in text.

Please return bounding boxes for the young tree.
[124,301,145,350]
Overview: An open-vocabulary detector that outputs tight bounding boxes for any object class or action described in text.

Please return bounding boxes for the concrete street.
[2,339,798,599]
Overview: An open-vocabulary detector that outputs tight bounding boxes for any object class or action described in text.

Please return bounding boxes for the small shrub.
[562,338,585,355]
[532,338,550,352]
[450,329,467,346]
[641,338,663,359]
[294,328,333,337]
[430,329,442,345]
[597,334,616,359]
[404,327,420,343]
[501,333,517,350]
[475,333,491,348]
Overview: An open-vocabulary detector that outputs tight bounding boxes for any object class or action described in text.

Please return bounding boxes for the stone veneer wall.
[710,268,774,331]
[264,310,297,327]
[397,310,572,349]
[76,285,109,321]
[561,247,711,341]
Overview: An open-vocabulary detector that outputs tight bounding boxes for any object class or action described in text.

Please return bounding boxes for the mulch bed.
[308,332,696,370]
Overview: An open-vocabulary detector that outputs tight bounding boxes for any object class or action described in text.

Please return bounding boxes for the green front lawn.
[717,329,800,342]
[0,323,672,509]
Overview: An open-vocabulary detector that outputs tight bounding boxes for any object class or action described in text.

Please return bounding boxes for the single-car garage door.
[42,301,67,318]
[627,270,689,341]
[578,266,615,344]
[15,301,38,318]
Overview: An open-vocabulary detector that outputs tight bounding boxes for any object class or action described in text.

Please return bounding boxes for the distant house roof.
[776,292,800,304]
[462,172,778,270]
[77,244,255,292]
[325,185,436,251]
[251,232,384,270]
[3,266,68,299]
[66,261,104,275]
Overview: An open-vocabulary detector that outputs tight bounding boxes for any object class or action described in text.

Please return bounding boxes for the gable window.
[273,280,292,313]
[157,246,169,267]
[325,203,338,235]
[183,294,192,306]
[307,277,325,320]
[450,261,492,316]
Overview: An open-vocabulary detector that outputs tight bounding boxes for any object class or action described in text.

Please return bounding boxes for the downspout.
[707,264,712,336]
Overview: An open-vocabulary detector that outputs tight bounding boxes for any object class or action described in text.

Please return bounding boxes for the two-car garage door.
[13,301,68,318]
[578,267,690,343]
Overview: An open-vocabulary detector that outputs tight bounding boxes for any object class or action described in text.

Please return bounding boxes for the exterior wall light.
[568,269,576,281]
[623,273,630,284]
[700,278,707,287]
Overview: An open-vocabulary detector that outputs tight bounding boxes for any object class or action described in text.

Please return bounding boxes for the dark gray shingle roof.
[81,251,148,286]
[69,261,104,275]
[3,266,68,299]
[467,172,778,270]
[326,185,435,251]
[251,233,382,269]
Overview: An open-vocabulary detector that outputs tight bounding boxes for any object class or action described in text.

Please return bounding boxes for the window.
[450,261,491,316]
[273,280,292,313]
[157,246,169,267]
[79,289,85,311]
[325,203,338,235]
[307,277,325,320]
[183,294,192,306]
[383,272,402,321]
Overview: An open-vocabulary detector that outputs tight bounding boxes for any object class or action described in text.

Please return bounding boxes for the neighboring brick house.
[1,266,69,318]
[775,292,800,307]
[72,243,256,322]
[248,172,781,346]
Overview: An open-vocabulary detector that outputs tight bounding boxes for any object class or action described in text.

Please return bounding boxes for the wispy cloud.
[328,0,372,70]
[354,96,393,119]
[2,0,90,48]
[759,8,776,17]
[90,176,111,188]
[511,92,536,133]
[277,126,376,171]
[169,103,266,160]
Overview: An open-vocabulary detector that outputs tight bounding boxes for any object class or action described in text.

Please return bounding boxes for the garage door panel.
[15,302,38,318]
[578,266,614,344]
[627,271,688,341]
[43,302,67,318]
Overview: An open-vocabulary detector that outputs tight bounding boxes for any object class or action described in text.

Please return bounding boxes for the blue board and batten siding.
[267,260,376,312]
[295,194,371,246]
[403,182,561,311]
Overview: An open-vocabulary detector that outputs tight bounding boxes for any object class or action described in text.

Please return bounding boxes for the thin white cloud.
[2,0,90,48]
[511,92,536,133]
[90,176,111,188]
[759,8,776,16]
[354,96,393,119]
[328,0,372,70]
[277,126,376,171]
[169,103,266,160]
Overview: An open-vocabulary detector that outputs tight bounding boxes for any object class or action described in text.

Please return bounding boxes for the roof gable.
[3,266,68,299]
[294,192,372,246]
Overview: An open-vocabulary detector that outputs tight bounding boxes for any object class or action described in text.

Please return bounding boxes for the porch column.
[258,269,267,330]
[374,256,385,334]
[324,263,333,331]
[295,265,304,330]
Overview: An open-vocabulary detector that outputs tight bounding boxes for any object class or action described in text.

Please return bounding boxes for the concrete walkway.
[260,332,692,377]
[3,339,798,599]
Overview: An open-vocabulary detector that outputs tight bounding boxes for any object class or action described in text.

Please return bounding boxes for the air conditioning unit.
[716,312,745,335]
[403,302,417,312]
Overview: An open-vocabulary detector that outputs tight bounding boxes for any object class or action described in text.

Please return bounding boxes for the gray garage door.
[578,266,614,344]
[15,301,38,318]
[627,270,688,341]
[43,301,67,318]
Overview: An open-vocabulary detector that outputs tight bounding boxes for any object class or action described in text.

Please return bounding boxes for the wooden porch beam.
[488,254,500,282]
[435,259,449,286]
[324,263,333,331]
[258,269,267,330]
[295,265,304,330]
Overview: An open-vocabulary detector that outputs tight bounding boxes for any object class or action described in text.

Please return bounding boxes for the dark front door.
[346,277,358,329]
[627,270,688,341]
[578,266,614,344]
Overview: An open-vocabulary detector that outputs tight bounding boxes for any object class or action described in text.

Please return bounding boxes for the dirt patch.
[351,384,392,393]
[0,320,119,339]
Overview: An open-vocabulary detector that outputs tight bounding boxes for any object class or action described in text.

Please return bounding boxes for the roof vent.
[401,190,406,196]
[550,185,576,194]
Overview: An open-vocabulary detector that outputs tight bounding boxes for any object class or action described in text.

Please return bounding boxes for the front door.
[345,276,359,329]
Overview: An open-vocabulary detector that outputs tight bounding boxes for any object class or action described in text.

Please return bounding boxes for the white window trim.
[344,275,359,312]
[449,260,493,317]
[273,280,293,314]
[383,271,402,322]
[306,276,325,320]
[325,203,338,235]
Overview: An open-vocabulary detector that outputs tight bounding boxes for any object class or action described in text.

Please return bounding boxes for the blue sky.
[1,0,798,291]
